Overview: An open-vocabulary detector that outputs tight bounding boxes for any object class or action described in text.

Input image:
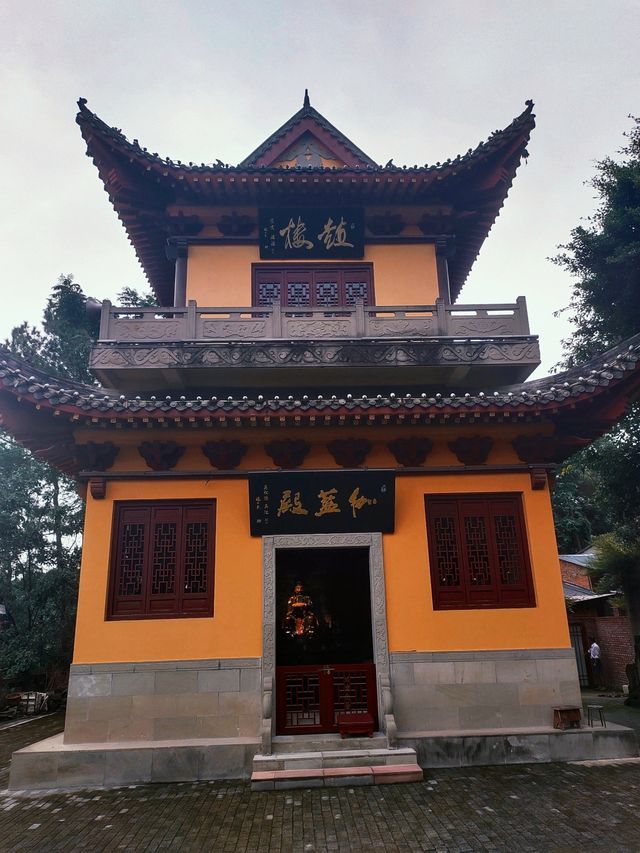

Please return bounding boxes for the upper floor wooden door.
[252,265,374,309]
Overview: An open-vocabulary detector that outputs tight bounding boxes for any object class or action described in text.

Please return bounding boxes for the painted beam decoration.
[249,471,394,535]
[259,207,364,259]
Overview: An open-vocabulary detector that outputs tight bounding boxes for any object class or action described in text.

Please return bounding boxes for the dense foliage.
[551,117,640,701]
[553,116,640,366]
[0,278,155,692]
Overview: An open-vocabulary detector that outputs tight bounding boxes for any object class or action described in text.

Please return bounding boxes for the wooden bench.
[553,705,582,730]
[336,712,374,738]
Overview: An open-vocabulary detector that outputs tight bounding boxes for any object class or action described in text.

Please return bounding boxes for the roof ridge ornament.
[303,89,310,109]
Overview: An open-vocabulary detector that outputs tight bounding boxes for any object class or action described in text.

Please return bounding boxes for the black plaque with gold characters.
[248,471,394,535]
[259,207,364,259]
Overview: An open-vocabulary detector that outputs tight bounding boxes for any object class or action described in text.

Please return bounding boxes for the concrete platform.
[8,732,260,790]
[399,722,639,768]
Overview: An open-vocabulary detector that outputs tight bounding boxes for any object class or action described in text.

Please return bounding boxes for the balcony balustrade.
[91,296,539,391]
[98,297,531,344]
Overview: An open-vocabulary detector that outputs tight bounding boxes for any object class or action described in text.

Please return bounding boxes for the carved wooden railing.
[98,296,531,343]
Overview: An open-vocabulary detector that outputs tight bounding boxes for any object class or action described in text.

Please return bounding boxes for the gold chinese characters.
[275,485,377,519]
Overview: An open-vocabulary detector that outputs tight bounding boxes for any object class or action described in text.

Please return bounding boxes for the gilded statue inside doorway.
[282,581,318,639]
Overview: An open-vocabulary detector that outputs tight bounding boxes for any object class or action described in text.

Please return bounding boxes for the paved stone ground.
[2,713,640,851]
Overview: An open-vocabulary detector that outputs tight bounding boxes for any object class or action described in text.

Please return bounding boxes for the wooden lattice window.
[252,265,374,308]
[425,494,534,610]
[108,501,215,619]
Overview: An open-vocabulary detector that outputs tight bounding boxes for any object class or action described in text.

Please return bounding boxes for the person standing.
[588,638,602,687]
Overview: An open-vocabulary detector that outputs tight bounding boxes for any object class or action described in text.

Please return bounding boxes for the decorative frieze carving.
[327,438,372,468]
[110,321,182,341]
[512,434,562,463]
[201,440,247,470]
[448,436,494,465]
[138,441,185,471]
[283,320,353,338]
[264,439,311,469]
[90,338,541,371]
[75,441,119,471]
[388,436,433,467]
[200,321,267,339]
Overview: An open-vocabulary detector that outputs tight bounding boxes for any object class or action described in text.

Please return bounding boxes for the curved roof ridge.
[76,97,535,175]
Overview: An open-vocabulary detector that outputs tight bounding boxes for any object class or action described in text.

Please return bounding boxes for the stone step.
[251,762,423,790]
[253,746,417,772]
[271,732,388,753]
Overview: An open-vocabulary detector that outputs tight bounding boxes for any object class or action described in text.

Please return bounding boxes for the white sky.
[0,0,638,376]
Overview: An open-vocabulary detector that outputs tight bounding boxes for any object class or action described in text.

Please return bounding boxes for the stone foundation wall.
[65,658,261,744]
[390,648,581,732]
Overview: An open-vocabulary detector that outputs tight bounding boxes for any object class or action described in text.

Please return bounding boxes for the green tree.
[554,116,640,366]
[552,116,640,702]
[0,434,82,688]
[0,278,155,693]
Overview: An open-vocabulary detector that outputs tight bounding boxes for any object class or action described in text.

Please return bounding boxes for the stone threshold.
[251,763,423,790]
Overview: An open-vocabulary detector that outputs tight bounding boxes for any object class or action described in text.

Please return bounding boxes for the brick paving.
[1,715,640,851]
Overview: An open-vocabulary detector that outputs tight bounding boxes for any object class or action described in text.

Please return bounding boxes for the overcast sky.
[1,0,638,375]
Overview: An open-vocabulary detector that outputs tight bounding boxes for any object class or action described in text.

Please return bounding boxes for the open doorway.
[274,547,377,735]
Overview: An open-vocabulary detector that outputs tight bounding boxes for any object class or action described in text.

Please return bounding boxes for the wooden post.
[272,300,282,337]
[355,299,365,337]
[435,298,448,336]
[186,300,197,339]
[167,241,188,307]
[515,296,530,335]
[99,300,112,340]
[435,237,452,303]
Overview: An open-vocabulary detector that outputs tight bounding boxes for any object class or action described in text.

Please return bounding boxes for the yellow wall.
[185,243,439,307]
[385,472,569,653]
[72,424,567,665]
[74,479,262,664]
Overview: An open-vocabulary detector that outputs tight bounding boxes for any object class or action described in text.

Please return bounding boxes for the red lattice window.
[108,501,215,619]
[425,494,534,610]
[252,265,374,308]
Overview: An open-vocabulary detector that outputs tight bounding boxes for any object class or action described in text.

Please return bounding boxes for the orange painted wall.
[185,244,438,307]
[384,472,569,653]
[72,424,567,664]
[73,478,262,664]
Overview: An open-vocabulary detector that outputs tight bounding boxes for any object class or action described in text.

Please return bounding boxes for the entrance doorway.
[275,547,377,735]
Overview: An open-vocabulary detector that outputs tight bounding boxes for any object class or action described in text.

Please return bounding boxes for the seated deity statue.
[283,582,318,639]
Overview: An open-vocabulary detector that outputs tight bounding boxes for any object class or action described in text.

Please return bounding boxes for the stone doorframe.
[260,532,397,754]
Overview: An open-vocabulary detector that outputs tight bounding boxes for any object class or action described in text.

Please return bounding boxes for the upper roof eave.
[76,98,534,182]
[76,98,535,304]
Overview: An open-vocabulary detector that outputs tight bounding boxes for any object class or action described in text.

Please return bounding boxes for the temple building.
[3,94,640,790]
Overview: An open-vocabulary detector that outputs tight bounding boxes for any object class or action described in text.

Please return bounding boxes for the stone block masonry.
[65,658,261,744]
[390,648,582,732]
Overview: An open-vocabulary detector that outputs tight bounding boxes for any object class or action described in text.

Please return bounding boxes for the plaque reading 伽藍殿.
[248,471,394,535]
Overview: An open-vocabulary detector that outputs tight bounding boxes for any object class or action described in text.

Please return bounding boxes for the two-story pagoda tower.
[3,94,639,790]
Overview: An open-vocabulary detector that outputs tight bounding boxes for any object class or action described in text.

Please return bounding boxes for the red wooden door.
[275,663,377,735]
